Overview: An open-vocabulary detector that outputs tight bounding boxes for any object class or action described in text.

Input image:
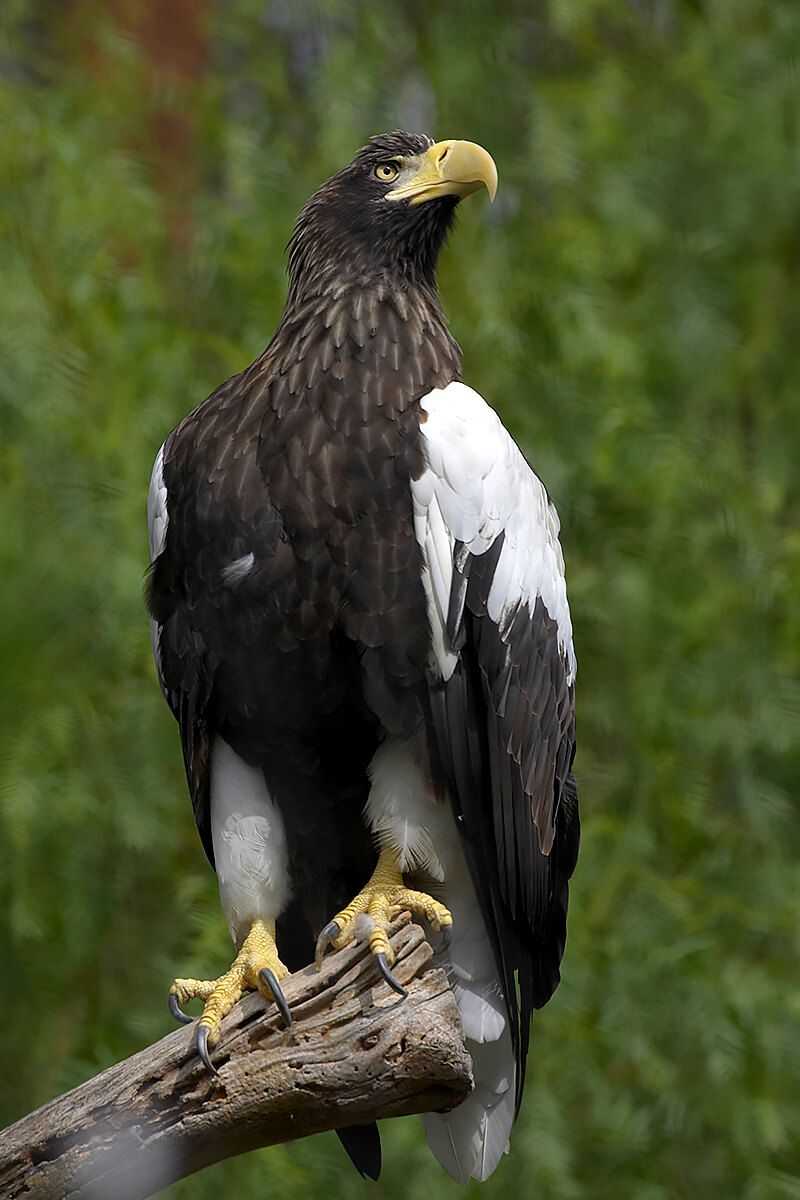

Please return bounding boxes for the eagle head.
[287,131,498,294]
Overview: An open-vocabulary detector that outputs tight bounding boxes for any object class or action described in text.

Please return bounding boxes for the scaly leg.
[169,917,289,1074]
[315,847,453,995]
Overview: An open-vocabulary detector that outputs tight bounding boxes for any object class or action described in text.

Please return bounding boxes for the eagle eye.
[374,161,400,182]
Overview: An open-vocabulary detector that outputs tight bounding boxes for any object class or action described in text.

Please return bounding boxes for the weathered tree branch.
[0,919,472,1200]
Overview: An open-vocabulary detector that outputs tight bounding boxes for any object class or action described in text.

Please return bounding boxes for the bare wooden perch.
[0,920,472,1200]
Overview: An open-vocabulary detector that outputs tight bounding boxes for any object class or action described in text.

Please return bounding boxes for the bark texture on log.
[0,920,472,1200]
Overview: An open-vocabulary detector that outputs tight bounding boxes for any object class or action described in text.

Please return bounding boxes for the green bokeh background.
[2,1,799,1196]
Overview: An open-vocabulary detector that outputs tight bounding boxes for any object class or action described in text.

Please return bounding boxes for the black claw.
[440,923,454,949]
[260,968,292,1028]
[375,952,408,998]
[315,919,341,969]
[195,1024,219,1076]
[169,993,194,1025]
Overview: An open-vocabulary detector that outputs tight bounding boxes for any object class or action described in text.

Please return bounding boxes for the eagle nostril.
[436,146,450,167]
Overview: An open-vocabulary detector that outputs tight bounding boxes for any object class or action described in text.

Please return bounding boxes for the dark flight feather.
[427,544,579,1106]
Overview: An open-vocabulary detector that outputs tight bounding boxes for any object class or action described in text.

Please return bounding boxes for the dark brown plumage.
[149,134,460,927]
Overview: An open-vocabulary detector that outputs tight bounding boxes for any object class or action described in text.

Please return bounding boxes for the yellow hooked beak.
[385,140,498,206]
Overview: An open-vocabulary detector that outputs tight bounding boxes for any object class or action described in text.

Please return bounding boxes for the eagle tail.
[336,1123,381,1180]
[422,859,515,1183]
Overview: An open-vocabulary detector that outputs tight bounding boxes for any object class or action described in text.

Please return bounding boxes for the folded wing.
[412,381,580,1110]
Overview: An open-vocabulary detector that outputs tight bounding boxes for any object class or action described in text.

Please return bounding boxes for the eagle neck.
[282,266,446,328]
[268,271,462,401]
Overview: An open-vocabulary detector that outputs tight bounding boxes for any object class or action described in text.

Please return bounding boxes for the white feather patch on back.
[221,552,255,587]
[210,736,291,945]
[412,381,576,684]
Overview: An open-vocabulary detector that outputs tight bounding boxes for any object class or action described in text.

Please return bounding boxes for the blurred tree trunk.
[126,0,209,256]
[57,0,210,256]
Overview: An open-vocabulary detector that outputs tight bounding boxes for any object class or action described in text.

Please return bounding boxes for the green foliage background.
[1,1,799,1196]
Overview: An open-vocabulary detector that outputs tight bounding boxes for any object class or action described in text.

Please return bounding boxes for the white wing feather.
[413,381,575,683]
[147,443,168,560]
[147,443,168,694]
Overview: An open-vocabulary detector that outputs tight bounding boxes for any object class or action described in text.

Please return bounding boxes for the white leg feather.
[210,736,291,945]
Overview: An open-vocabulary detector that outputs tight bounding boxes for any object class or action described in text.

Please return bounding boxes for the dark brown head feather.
[286,130,460,303]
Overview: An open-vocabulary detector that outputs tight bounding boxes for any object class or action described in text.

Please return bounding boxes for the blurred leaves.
[0,1,799,1197]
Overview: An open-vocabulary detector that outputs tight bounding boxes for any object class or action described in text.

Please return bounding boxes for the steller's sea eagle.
[147,131,579,1184]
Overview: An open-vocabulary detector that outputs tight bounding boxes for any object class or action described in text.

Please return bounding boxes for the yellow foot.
[168,917,289,1074]
[315,848,453,996]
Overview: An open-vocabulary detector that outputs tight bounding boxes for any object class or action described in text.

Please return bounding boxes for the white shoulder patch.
[412,381,576,683]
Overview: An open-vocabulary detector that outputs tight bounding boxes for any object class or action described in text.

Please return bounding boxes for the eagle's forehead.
[359,130,433,161]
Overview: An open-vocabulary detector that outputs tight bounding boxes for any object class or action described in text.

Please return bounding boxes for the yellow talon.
[168,918,290,1069]
[315,847,453,979]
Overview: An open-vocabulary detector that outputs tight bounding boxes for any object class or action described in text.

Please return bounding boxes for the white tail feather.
[423,1034,515,1183]
[423,857,516,1183]
[362,736,516,1183]
[452,981,506,1043]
